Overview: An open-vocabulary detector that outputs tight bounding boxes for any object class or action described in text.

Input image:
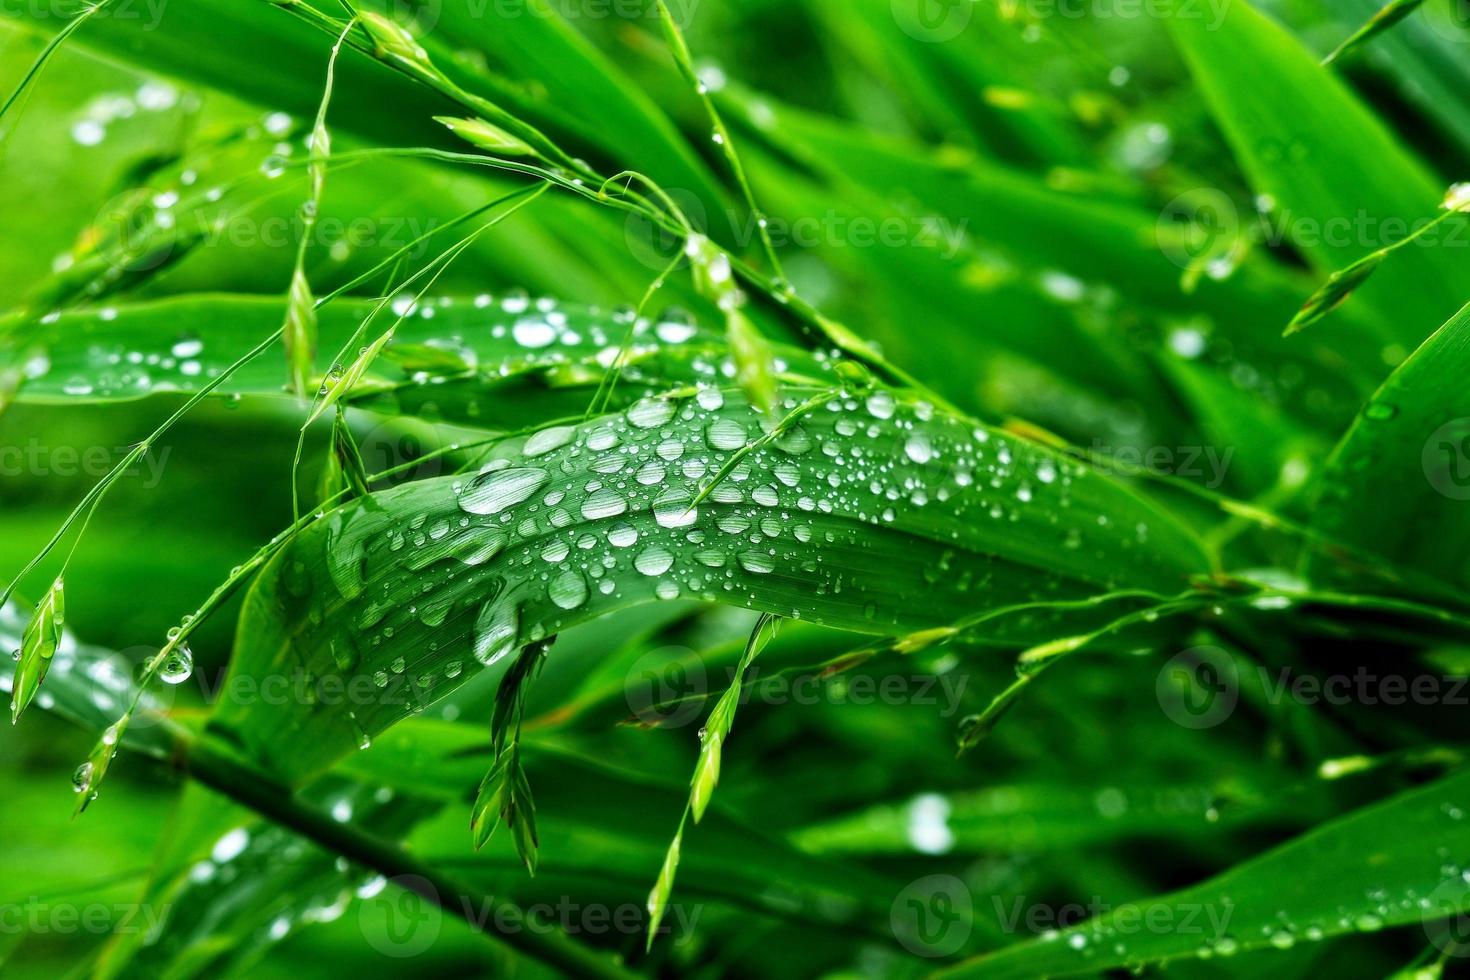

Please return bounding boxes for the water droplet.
[706,418,747,451]
[159,644,194,684]
[581,488,628,520]
[549,570,588,609]
[904,433,933,464]
[653,490,698,528]
[738,551,775,574]
[512,319,556,347]
[628,397,676,428]
[634,545,675,576]
[461,468,549,515]
[525,425,576,456]
[866,391,895,419]
[1364,402,1398,421]
[473,602,519,666]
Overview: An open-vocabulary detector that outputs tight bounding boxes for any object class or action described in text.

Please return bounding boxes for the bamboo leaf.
[210,387,1210,779]
[1307,299,1470,596]
[11,293,825,428]
[937,769,1470,977]
[1167,0,1470,348]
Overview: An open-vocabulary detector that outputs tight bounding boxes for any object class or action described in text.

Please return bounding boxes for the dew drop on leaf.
[460,468,550,515]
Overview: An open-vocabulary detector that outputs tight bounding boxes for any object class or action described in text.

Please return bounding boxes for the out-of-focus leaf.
[1307,300,1470,596]
[95,782,436,980]
[340,719,916,937]
[8,293,825,428]
[790,777,1326,856]
[1168,0,1470,349]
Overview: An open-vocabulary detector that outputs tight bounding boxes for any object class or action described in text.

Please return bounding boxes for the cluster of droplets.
[286,385,1130,757]
[36,294,736,405]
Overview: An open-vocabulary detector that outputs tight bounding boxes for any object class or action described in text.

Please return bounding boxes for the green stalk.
[652,0,785,283]
[183,734,635,980]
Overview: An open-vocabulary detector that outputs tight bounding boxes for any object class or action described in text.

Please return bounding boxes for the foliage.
[2,0,1469,977]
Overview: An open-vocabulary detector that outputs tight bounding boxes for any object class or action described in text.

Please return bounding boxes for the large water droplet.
[738,551,775,574]
[159,644,194,685]
[628,397,675,428]
[653,489,698,528]
[549,570,588,610]
[461,468,549,515]
[473,602,519,666]
[581,488,628,520]
[634,545,675,576]
[706,418,747,451]
[904,433,933,464]
[524,425,576,457]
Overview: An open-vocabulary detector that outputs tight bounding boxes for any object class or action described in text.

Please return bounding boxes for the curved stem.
[185,734,636,980]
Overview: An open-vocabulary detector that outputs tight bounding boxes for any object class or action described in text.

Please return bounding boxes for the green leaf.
[209,387,1211,779]
[9,575,63,723]
[1167,0,1470,349]
[1322,0,1426,65]
[1307,300,1470,596]
[11,293,826,428]
[936,768,1470,977]
[790,777,1326,856]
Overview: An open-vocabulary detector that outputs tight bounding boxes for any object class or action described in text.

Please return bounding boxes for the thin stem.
[184,734,635,980]
[0,0,115,128]
[651,0,785,281]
